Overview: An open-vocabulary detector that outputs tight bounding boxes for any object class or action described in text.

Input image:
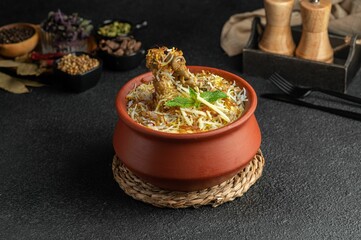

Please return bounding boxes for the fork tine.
[275,73,295,90]
[269,74,293,93]
[273,73,294,90]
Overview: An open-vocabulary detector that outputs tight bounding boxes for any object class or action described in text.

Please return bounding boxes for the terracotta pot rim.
[115,66,258,139]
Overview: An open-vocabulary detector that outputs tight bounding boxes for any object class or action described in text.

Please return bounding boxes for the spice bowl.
[0,23,39,58]
[98,48,145,71]
[40,10,93,54]
[113,66,262,191]
[95,19,147,41]
[54,52,102,93]
[97,35,144,71]
[40,29,89,54]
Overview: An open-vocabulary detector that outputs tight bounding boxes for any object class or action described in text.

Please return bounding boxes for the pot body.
[113,66,261,191]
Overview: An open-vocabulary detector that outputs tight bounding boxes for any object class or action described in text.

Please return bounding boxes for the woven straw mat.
[112,149,265,208]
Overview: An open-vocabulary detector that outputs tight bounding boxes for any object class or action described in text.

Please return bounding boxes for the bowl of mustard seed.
[54,52,102,93]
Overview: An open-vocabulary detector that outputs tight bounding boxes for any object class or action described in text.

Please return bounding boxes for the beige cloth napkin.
[221,0,361,56]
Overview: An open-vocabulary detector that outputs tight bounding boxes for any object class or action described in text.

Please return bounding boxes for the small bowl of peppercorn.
[97,36,145,71]
[0,23,39,58]
[54,52,102,93]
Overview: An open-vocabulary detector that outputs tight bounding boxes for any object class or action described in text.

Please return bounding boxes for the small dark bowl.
[97,49,145,71]
[54,52,103,93]
[95,19,147,41]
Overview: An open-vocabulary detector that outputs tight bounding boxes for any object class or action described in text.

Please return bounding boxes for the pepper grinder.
[259,0,295,56]
[295,0,333,63]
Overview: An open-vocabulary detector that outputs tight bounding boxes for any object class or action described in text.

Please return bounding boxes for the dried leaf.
[16,63,42,76]
[0,59,21,68]
[19,79,45,87]
[15,54,32,63]
[0,72,29,94]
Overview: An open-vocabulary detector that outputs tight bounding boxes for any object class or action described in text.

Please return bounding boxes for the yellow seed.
[57,54,99,75]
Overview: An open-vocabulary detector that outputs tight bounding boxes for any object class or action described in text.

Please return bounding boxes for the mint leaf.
[165,90,228,108]
[165,97,195,108]
[189,87,197,101]
[200,90,228,103]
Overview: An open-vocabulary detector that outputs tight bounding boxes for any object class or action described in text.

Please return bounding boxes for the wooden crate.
[243,17,361,93]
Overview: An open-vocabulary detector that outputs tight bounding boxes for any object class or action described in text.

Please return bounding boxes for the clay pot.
[0,23,39,58]
[113,66,261,191]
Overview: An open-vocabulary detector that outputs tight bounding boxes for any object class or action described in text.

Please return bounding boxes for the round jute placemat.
[112,149,265,208]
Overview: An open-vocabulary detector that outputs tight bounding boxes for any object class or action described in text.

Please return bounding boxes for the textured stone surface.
[1,0,361,239]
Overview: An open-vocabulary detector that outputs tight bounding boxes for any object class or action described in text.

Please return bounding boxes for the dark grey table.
[1,0,361,239]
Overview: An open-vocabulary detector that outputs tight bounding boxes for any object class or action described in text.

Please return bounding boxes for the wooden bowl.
[113,66,261,191]
[0,23,39,58]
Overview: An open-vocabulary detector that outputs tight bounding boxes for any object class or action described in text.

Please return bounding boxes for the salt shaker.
[259,0,295,56]
[295,0,333,63]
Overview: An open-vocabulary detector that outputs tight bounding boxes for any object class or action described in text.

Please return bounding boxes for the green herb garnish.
[200,90,228,103]
[165,96,195,108]
[165,88,228,108]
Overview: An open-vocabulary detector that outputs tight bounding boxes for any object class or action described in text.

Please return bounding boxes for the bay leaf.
[0,72,29,94]
[16,63,41,76]
[19,79,45,87]
[15,54,32,63]
[0,59,21,68]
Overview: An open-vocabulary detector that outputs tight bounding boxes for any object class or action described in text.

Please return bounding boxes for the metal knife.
[261,93,361,121]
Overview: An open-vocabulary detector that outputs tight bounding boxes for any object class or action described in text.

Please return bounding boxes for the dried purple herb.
[41,9,93,43]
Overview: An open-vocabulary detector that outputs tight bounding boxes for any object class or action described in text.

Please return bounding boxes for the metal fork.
[268,73,361,104]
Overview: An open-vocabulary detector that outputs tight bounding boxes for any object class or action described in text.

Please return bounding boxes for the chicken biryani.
[125,47,247,133]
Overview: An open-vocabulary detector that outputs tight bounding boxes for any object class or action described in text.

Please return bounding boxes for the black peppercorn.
[0,26,35,44]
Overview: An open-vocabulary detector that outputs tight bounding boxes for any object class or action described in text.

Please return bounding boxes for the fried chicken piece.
[146,47,196,105]
[146,47,178,103]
